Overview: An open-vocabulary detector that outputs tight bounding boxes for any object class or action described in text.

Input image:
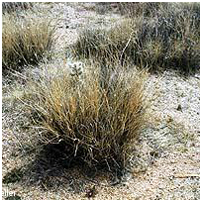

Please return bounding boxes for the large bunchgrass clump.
[2,12,55,71]
[21,62,148,170]
[72,2,200,74]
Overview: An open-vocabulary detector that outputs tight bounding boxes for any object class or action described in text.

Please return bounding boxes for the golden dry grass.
[2,2,200,200]
[2,12,55,70]
[20,62,148,170]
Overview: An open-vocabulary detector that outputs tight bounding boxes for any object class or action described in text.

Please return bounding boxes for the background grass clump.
[2,2,33,14]
[21,62,148,170]
[2,12,55,71]
[72,2,200,74]
[96,2,162,17]
[138,2,200,73]
[71,19,139,66]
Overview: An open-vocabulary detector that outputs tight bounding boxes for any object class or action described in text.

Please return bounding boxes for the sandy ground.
[2,2,200,200]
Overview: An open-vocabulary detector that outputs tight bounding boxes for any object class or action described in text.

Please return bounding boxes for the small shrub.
[2,12,55,71]
[21,62,148,170]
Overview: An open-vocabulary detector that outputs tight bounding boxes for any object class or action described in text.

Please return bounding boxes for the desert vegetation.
[2,2,149,172]
[2,2,33,14]
[2,2,200,200]
[20,62,148,170]
[73,2,200,74]
[2,5,55,71]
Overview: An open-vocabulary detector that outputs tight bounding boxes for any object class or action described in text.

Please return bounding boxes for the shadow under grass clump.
[72,2,200,75]
[23,141,124,192]
[5,195,22,200]
[3,168,24,184]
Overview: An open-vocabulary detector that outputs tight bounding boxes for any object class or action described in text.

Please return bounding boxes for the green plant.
[2,12,55,71]
[21,62,148,170]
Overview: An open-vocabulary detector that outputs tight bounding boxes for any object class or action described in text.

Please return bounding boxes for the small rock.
[176,104,182,112]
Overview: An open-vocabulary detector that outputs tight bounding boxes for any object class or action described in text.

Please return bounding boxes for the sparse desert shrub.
[72,2,200,74]
[2,12,55,71]
[2,2,33,14]
[21,62,148,170]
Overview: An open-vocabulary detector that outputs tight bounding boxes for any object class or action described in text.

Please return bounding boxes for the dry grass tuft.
[71,19,138,66]
[72,2,200,74]
[2,2,33,14]
[20,62,148,170]
[2,12,55,71]
[95,2,162,17]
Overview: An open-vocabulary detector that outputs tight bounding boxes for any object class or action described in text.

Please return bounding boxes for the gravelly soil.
[2,2,200,200]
